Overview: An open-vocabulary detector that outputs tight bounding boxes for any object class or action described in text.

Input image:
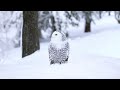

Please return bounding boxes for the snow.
[7,25,18,39]
[41,29,51,39]
[0,12,120,79]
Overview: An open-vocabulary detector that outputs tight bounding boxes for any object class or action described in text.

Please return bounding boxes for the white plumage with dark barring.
[48,31,69,64]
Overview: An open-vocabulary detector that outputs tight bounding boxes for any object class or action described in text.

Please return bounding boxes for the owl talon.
[65,57,68,61]
[50,61,54,65]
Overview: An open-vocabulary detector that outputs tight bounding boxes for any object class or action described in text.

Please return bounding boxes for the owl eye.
[55,34,57,36]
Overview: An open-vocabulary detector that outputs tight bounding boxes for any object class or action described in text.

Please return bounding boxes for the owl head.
[51,31,63,42]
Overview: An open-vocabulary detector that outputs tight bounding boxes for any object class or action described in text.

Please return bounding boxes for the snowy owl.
[48,31,69,65]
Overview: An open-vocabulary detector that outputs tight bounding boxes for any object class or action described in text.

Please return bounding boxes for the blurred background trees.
[0,11,120,57]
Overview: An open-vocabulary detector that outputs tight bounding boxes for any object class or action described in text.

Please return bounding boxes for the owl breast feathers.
[48,31,69,64]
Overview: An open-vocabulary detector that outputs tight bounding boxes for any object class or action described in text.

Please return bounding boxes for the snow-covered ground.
[0,13,120,79]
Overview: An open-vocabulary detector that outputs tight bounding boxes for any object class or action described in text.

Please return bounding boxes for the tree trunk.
[108,11,111,16]
[85,20,91,32]
[50,15,57,37]
[99,11,102,19]
[115,11,120,24]
[51,15,56,32]
[22,11,40,58]
[117,20,120,24]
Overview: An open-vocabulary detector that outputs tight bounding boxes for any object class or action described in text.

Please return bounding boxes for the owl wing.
[63,41,69,58]
[66,41,69,57]
[48,43,57,61]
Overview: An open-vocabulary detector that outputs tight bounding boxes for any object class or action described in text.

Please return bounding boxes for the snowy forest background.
[1,11,120,52]
[0,11,120,79]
